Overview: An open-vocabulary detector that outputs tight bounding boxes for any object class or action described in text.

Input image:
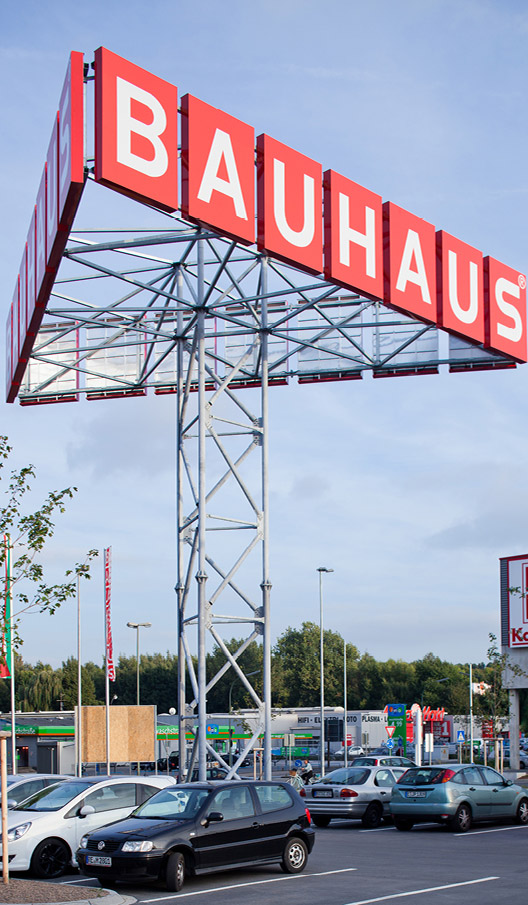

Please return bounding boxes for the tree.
[0,436,98,662]
[474,633,525,738]
[272,622,350,708]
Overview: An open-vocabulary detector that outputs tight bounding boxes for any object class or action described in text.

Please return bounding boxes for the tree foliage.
[0,436,98,657]
[1,618,524,731]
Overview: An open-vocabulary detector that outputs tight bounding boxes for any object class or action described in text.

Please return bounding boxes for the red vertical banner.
[104,547,115,681]
[1,535,12,678]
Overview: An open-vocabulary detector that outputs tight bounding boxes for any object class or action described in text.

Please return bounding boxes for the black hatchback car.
[77,780,315,892]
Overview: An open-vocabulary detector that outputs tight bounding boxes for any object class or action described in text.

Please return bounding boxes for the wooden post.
[1,731,11,885]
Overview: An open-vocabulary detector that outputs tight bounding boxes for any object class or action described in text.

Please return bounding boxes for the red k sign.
[95,46,178,212]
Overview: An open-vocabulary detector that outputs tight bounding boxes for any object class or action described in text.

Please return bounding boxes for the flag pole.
[104,548,114,774]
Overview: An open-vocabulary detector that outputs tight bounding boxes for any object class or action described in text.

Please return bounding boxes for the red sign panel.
[181,94,255,245]
[484,257,527,362]
[257,134,323,274]
[45,115,61,270]
[437,231,484,343]
[323,169,383,300]
[6,47,528,404]
[6,52,85,404]
[95,46,178,213]
[58,50,85,231]
[383,202,436,324]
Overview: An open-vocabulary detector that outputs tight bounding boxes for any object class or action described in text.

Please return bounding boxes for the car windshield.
[132,787,211,819]
[13,781,90,811]
[319,768,369,785]
[397,768,453,786]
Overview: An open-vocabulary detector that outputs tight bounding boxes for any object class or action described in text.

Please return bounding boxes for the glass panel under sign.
[295,300,367,378]
[84,323,146,397]
[21,326,80,402]
[223,308,291,385]
[448,334,515,371]
[373,307,439,374]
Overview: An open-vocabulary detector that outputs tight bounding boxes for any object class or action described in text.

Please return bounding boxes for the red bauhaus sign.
[6,46,528,404]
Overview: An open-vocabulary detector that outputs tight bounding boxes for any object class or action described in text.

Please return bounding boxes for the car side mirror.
[201,811,223,827]
[79,804,96,817]
[505,780,513,787]
[6,799,17,809]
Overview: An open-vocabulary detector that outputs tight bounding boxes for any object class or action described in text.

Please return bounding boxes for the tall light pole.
[317,567,333,776]
[469,664,474,761]
[127,622,152,705]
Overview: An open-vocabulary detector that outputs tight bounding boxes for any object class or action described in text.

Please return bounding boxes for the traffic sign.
[388,704,406,718]
[294,759,303,767]
[386,725,396,738]
[385,738,394,749]
[457,730,465,743]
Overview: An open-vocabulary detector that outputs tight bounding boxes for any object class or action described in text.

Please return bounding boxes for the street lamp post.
[127,622,152,705]
[317,567,333,776]
[469,664,474,760]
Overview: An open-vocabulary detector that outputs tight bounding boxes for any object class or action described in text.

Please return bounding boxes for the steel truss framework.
[17,177,514,780]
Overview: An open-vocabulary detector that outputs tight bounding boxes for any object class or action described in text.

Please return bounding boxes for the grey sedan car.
[390,763,528,832]
[303,765,408,828]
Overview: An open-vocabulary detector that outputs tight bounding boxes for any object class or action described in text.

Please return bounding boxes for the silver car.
[2,774,71,808]
[390,763,528,832]
[303,765,408,828]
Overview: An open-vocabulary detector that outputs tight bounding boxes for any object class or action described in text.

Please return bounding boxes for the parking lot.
[39,816,528,905]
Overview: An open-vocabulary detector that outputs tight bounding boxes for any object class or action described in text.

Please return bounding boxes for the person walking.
[288,768,304,792]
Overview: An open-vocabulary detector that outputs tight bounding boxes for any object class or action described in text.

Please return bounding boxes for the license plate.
[86,855,112,867]
[406,790,426,799]
[313,789,332,798]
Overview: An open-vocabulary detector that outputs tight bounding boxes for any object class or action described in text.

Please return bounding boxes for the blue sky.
[1,1,528,674]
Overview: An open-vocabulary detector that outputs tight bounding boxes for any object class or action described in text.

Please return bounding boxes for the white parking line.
[59,878,98,885]
[341,876,499,904]
[141,867,357,901]
[456,824,528,837]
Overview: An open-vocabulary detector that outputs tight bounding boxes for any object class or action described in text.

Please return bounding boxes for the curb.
[9,892,137,905]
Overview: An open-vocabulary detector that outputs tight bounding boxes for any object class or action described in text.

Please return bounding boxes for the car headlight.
[122,840,154,853]
[7,823,31,842]
[79,835,90,849]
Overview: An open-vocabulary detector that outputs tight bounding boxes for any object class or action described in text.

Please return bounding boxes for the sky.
[1,0,528,678]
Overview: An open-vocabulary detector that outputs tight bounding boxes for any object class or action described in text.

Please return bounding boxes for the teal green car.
[390,764,528,832]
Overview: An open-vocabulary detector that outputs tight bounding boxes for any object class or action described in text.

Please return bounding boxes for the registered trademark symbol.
[519,274,526,290]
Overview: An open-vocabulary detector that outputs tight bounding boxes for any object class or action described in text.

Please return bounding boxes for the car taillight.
[305,807,312,823]
[439,769,456,783]
[340,788,358,798]
[299,787,306,797]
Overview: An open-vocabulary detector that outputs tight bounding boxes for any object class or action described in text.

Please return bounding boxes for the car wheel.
[361,803,383,829]
[393,817,414,831]
[30,838,70,879]
[516,797,528,824]
[280,837,308,874]
[448,803,472,832]
[312,815,331,827]
[166,851,186,891]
